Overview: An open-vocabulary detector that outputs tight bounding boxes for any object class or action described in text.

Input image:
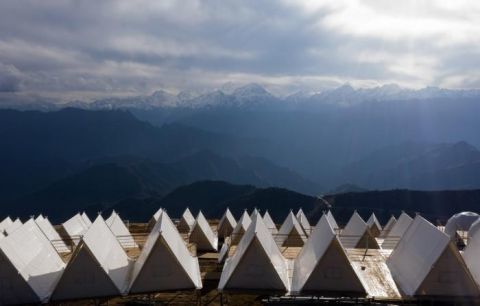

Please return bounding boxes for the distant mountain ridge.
[73,83,480,111]
[339,141,480,190]
[7,149,319,221]
[3,83,479,112]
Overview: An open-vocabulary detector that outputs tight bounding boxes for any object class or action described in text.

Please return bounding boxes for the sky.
[0,0,479,101]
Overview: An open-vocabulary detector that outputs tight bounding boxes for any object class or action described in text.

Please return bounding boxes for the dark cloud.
[0,63,22,92]
[0,0,478,100]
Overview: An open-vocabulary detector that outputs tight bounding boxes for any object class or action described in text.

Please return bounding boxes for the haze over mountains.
[1,83,480,221]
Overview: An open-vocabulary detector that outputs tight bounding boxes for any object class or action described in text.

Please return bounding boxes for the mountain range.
[3,83,480,112]
[1,82,480,221]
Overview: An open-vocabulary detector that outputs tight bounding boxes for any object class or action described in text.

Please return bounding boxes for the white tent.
[296,208,311,235]
[366,213,382,237]
[276,211,307,247]
[231,210,252,244]
[250,208,260,219]
[52,215,132,301]
[387,215,479,297]
[340,212,379,249]
[147,207,163,230]
[177,208,196,234]
[464,218,480,287]
[263,210,278,235]
[468,218,480,239]
[381,212,413,249]
[217,208,237,238]
[218,242,230,264]
[106,210,138,249]
[0,219,65,305]
[4,218,23,236]
[326,210,339,231]
[35,215,70,253]
[218,214,290,292]
[291,214,366,295]
[380,216,397,238]
[0,216,13,233]
[62,213,90,245]
[129,210,202,293]
[444,211,480,237]
[81,212,92,227]
[189,211,218,252]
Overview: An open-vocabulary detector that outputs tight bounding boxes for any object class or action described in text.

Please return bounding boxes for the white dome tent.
[463,218,480,287]
[444,211,480,239]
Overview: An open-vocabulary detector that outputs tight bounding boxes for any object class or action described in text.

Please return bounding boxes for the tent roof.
[326,210,339,230]
[129,210,202,292]
[469,218,480,239]
[292,214,365,294]
[464,218,480,286]
[0,216,13,232]
[384,216,397,232]
[153,207,163,222]
[81,212,92,227]
[52,216,131,300]
[35,215,70,253]
[296,208,311,232]
[445,211,480,237]
[4,218,22,235]
[232,210,252,235]
[0,219,65,303]
[82,215,131,293]
[382,212,413,249]
[250,208,260,219]
[182,208,196,227]
[263,210,278,234]
[277,211,307,246]
[387,215,478,297]
[218,214,290,291]
[218,208,237,233]
[340,212,369,248]
[367,213,382,230]
[62,213,90,239]
[190,211,218,251]
[292,214,335,291]
[106,210,137,249]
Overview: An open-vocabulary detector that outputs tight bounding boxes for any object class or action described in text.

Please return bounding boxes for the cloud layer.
[0,0,478,100]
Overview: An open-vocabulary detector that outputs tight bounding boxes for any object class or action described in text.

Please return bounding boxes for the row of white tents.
[2,207,480,303]
[218,209,480,298]
[0,210,202,305]
[216,207,406,251]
